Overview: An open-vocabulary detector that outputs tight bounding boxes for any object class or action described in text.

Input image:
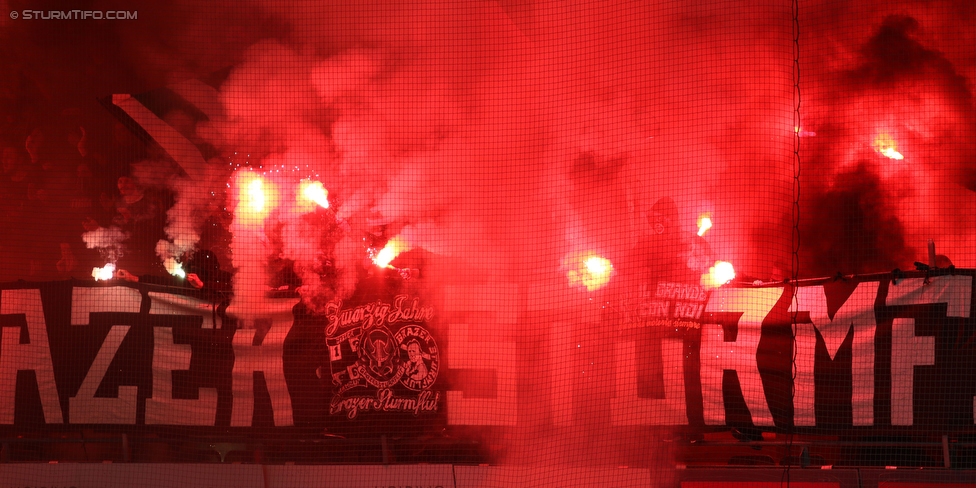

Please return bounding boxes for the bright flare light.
[301,180,330,209]
[873,133,904,160]
[164,257,186,279]
[565,252,614,292]
[92,263,115,281]
[697,215,713,237]
[373,236,410,268]
[247,178,266,212]
[702,261,736,289]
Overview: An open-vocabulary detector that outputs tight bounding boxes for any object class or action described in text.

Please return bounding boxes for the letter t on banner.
[444,284,518,426]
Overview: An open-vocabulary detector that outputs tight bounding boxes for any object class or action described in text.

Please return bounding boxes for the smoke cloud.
[0,0,973,479]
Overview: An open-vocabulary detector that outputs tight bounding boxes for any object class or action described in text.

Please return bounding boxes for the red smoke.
[0,0,973,478]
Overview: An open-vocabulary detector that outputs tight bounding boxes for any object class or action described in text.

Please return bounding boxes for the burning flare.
[373,236,410,268]
[873,133,904,160]
[247,177,266,212]
[702,261,735,289]
[164,257,186,278]
[564,251,614,292]
[300,180,330,209]
[697,214,713,237]
[234,171,276,223]
[92,263,116,281]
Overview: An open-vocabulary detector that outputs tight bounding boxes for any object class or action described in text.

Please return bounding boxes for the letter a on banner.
[0,289,63,424]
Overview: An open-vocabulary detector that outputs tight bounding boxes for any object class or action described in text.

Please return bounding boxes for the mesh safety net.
[1,1,975,487]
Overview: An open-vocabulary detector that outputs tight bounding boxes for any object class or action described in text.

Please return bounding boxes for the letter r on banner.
[700,287,780,426]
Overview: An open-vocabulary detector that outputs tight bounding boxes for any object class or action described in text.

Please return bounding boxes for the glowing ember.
[565,252,614,292]
[873,133,904,160]
[697,215,713,237]
[164,257,186,278]
[373,236,410,268]
[301,180,330,209]
[702,261,735,288]
[92,263,115,281]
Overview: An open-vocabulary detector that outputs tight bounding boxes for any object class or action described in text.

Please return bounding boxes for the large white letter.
[445,284,518,426]
[611,338,687,425]
[231,326,292,426]
[69,326,137,424]
[700,287,781,426]
[890,318,934,426]
[67,287,142,424]
[792,283,878,426]
[0,289,64,423]
[885,276,972,424]
[145,327,218,425]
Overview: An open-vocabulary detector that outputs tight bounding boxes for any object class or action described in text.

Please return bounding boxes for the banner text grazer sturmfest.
[0,270,974,435]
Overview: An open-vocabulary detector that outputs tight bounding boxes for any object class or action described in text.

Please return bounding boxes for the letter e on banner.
[145,327,218,425]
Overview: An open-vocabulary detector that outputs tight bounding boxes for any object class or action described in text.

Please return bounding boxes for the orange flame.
[702,261,735,289]
[235,172,276,222]
[373,236,410,268]
[300,180,329,209]
[873,133,904,160]
[697,214,712,237]
[565,251,614,292]
[247,178,266,212]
